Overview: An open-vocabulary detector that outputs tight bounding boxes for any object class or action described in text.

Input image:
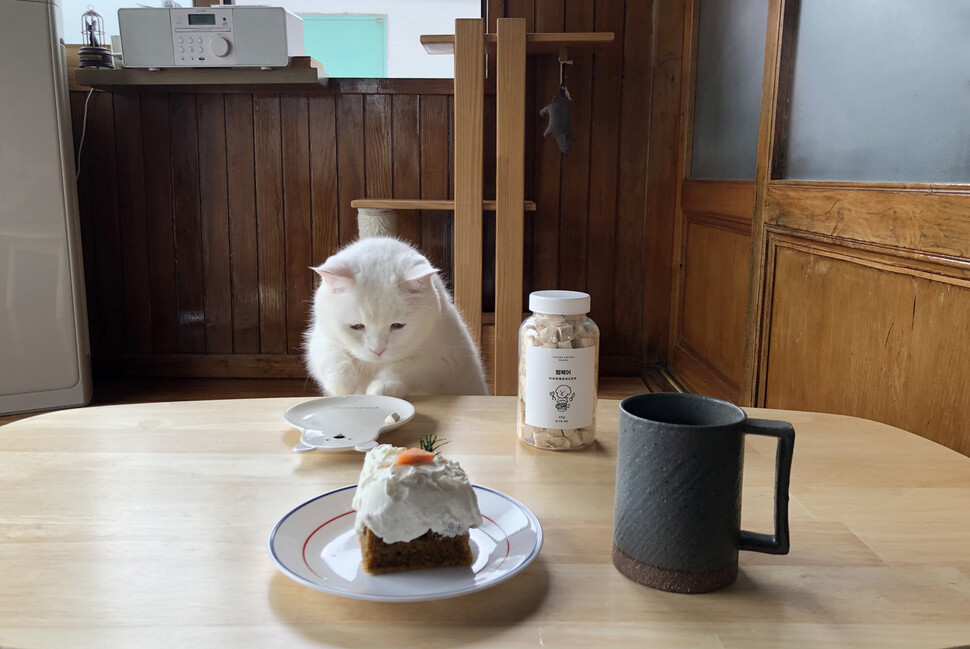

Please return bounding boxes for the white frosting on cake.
[352,444,483,544]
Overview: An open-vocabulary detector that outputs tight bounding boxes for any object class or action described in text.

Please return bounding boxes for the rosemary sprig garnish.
[418,433,450,454]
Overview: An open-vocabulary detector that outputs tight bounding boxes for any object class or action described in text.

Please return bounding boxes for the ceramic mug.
[612,393,795,594]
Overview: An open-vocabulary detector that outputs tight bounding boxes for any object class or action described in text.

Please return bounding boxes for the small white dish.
[283,395,416,452]
[267,485,543,602]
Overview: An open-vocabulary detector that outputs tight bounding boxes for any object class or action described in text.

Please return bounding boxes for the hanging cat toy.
[540,53,576,155]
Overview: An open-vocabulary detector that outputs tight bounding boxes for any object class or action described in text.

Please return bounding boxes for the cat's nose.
[370,346,386,357]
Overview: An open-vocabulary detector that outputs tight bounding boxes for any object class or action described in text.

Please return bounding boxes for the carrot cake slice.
[353,444,482,574]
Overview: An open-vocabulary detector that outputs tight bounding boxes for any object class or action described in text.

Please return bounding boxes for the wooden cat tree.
[352,19,612,395]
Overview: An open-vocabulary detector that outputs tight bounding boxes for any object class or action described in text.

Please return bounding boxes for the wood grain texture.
[764,183,970,259]
[281,95,313,355]
[197,93,233,354]
[140,93,180,354]
[674,214,751,399]
[682,179,757,221]
[453,19,485,346]
[253,95,287,354]
[2,397,969,648]
[763,237,970,456]
[557,1,594,294]
[530,0,565,294]
[111,92,152,354]
[494,18,527,396]
[420,95,454,290]
[308,95,339,268]
[85,92,124,355]
[224,93,261,354]
[585,0,624,351]
[169,94,206,353]
[336,94,365,245]
[391,95,422,245]
[622,0,662,361]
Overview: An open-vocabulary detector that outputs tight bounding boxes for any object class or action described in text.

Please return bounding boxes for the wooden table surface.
[2,396,969,648]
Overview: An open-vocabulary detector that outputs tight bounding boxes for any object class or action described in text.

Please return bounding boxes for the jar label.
[524,345,595,429]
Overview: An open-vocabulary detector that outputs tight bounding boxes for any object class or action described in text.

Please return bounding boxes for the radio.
[118,6,303,69]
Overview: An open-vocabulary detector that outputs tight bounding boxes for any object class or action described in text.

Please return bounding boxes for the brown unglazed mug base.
[612,544,738,594]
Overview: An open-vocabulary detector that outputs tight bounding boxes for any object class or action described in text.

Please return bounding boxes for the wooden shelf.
[74,56,327,90]
[421,32,614,55]
[350,198,536,211]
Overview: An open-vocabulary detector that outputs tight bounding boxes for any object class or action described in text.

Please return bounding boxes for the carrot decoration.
[394,448,437,466]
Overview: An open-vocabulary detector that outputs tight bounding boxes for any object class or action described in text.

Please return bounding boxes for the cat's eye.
[390,323,406,330]
[349,324,365,331]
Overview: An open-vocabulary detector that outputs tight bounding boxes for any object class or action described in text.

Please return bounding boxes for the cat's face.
[324,284,435,363]
[311,240,440,364]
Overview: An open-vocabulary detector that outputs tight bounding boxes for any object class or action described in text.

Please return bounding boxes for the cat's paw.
[365,378,407,398]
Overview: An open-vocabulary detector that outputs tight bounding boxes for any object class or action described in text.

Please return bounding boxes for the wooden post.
[453,19,485,347]
[494,18,527,396]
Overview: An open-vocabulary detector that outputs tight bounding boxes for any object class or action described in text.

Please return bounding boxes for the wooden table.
[2,396,969,648]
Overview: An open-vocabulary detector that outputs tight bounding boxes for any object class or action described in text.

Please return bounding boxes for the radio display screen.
[188,14,217,25]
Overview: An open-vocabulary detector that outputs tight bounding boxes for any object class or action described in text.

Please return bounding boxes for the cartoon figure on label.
[551,384,575,412]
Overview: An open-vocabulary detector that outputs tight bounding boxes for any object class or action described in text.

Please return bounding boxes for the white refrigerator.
[0,0,92,414]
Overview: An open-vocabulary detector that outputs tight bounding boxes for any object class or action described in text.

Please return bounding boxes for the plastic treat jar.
[517,291,600,450]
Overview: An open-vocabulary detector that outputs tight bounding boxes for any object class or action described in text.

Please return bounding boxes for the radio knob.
[210,36,231,58]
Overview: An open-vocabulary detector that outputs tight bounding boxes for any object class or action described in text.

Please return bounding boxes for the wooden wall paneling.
[682,180,759,220]
[169,94,206,353]
[764,241,915,419]
[671,181,755,401]
[678,213,752,396]
[336,94,365,245]
[742,0,796,404]
[585,0,624,355]
[764,183,970,259]
[420,95,454,289]
[280,94,313,356]
[70,92,102,356]
[112,92,152,354]
[140,93,179,354]
[531,0,565,294]
[904,280,970,455]
[224,93,260,354]
[557,1,593,293]
[610,2,660,362]
[197,93,233,354]
[391,95,422,246]
[252,94,286,354]
[494,17,527,396]
[762,237,970,456]
[364,94,393,209]
[308,94,339,268]
[85,92,125,355]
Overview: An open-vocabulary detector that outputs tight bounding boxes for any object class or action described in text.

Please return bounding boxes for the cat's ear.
[401,261,438,293]
[312,263,355,294]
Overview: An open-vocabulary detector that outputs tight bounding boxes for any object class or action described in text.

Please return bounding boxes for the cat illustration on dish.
[304,237,488,397]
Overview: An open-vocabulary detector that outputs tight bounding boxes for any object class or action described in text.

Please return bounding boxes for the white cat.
[305,237,489,397]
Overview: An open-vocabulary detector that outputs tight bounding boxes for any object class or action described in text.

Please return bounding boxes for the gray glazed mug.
[612,393,795,594]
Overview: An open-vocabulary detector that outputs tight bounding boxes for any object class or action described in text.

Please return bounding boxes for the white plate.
[283,395,416,452]
[268,485,543,602]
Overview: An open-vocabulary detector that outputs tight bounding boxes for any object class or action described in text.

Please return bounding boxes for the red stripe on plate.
[302,509,355,579]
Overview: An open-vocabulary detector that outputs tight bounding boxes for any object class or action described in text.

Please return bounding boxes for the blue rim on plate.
[268,484,543,602]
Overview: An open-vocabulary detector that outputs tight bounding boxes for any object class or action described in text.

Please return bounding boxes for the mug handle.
[737,419,795,555]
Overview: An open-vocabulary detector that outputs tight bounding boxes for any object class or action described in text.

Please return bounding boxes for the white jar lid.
[529,290,591,315]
